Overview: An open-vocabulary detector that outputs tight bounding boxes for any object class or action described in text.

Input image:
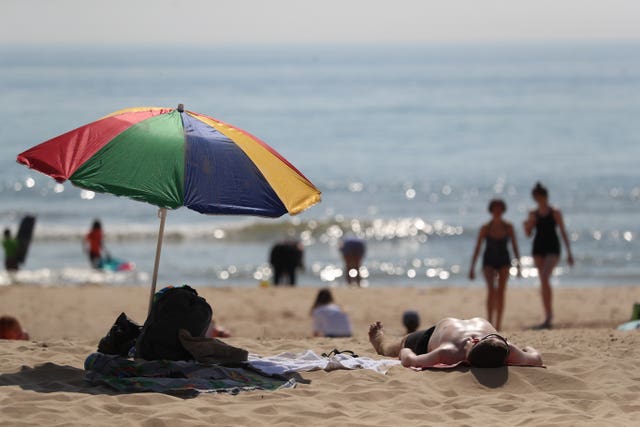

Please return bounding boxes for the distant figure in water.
[269,241,303,286]
[2,228,19,272]
[523,182,574,329]
[469,199,521,331]
[84,220,104,269]
[340,237,366,286]
[311,288,352,337]
[402,310,421,334]
[0,315,29,340]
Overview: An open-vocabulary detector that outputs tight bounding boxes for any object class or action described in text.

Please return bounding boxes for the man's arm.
[506,344,543,366]
[399,345,458,368]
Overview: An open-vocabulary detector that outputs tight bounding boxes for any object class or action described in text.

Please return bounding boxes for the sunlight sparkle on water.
[80,190,95,200]
[405,188,416,199]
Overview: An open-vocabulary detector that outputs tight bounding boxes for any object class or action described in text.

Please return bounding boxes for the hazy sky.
[3,0,640,45]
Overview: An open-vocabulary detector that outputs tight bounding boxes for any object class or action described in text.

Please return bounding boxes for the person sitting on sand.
[369,317,543,368]
[0,315,30,340]
[311,289,352,337]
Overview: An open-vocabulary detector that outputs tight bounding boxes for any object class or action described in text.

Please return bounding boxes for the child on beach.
[469,199,521,331]
[311,289,352,338]
[84,220,104,269]
[523,183,574,329]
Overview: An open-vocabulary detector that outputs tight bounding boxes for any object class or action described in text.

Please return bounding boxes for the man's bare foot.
[368,321,385,355]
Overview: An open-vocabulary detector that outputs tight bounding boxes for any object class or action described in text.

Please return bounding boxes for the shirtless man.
[369,317,543,368]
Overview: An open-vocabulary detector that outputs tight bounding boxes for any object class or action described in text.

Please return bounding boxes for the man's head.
[402,310,420,334]
[3,228,11,239]
[467,334,509,368]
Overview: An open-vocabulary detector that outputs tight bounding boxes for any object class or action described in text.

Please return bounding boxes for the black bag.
[97,312,142,357]
[135,285,212,361]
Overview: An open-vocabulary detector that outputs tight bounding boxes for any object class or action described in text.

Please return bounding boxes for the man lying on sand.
[369,317,543,368]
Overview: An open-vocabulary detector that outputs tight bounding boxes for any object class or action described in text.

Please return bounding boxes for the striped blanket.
[84,353,295,396]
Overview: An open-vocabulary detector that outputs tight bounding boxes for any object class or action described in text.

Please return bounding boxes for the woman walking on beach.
[523,182,574,329]
[469,199,521,331]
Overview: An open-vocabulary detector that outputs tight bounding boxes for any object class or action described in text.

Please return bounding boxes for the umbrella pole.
[148,207,167,313]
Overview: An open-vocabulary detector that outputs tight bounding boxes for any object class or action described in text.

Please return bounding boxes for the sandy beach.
[1,285,640,426]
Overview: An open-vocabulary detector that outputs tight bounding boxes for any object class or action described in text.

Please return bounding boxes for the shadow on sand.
[470,366,509,388]
[0,362,310,397]
[427,365,509,388]
[0,362,116,395]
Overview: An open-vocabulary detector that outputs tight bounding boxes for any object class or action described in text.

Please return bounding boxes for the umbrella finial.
[177,104,184,112]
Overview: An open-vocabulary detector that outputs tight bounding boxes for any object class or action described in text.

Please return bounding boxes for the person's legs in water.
[286,265,297,286]
[368,322,404,357]
[482,266,497,326]
[534,255,558,328]
[353,255,362,286]
[273,265,283,285]
[345,255,363,286]
[89,252,101,269]
[495,266,509,331]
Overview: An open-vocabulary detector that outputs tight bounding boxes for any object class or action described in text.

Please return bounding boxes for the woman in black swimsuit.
[523,182,574,329]
[469,199,521,331]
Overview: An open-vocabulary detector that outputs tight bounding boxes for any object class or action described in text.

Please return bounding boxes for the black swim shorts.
[403,326,436,355]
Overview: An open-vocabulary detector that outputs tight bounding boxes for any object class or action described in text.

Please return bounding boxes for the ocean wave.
[0,267,149,287]
[28,217,466,244]
[23,215,638,247]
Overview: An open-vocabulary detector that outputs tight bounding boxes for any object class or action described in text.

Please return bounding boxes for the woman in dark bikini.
[469,199,521,331]
[523,182,574,329]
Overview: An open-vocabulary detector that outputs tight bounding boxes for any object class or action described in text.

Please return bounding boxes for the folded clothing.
[178,329,248,364]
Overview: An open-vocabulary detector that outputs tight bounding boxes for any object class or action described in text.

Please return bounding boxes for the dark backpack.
[135,285,212,361]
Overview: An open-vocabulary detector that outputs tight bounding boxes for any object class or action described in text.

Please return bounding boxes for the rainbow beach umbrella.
[17,105,321,309]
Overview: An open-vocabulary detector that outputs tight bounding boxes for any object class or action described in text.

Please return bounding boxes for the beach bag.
[136,285,212,361]
[98,312,141,357]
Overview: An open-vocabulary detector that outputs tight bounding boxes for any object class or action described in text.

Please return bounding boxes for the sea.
[1,42,639,288]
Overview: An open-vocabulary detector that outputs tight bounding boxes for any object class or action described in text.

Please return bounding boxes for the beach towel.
[247,350,400,376]
[84,353,294,396]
